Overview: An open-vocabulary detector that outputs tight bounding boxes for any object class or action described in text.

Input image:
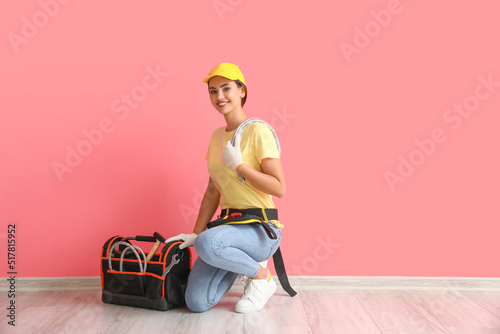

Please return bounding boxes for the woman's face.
[208,76,246,115]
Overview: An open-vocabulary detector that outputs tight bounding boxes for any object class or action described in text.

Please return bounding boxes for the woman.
[167,63,286,313]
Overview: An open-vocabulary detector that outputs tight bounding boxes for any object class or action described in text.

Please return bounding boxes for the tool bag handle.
[127,235,157,243]
[134,235,157,242]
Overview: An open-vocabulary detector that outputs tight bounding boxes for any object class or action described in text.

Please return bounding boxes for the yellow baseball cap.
[202,63,246,86]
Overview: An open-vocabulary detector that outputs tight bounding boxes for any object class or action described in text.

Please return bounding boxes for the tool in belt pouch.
[207,208,297,297]
[100,232,191,311]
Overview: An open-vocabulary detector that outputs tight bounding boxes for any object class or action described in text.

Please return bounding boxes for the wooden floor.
[1,284,500,333]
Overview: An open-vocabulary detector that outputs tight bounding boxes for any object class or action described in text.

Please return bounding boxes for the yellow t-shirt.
[206,122,280,211]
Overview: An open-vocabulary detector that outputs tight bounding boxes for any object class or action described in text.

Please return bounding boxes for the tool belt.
[207,208,297,297]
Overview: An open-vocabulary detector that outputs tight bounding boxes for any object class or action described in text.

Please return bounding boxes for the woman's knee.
[184,284,211,313]
[185,298,211,313]
[185,296,211,313]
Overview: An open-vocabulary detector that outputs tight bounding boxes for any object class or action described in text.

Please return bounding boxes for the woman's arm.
[192,177,221,235]
[236,158,286,198]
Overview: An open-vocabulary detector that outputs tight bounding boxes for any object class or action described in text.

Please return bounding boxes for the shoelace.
[242,279,258,298]
[239,275,249,291]
[239,265,269,294]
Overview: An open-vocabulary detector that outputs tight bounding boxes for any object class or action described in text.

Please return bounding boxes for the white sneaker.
[238,260,268,286]
[235,270,276,313]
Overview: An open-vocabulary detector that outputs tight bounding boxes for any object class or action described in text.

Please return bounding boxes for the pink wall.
[1,1,499,278]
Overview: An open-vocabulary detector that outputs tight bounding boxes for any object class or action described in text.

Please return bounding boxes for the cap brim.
[203,74,242,84]
[202,74,216,83]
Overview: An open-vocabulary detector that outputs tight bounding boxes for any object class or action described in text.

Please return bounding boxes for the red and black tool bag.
[100,234,191,311]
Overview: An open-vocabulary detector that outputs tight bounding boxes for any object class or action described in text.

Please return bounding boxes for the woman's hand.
[166,233,198,249]
[222,134,244,170]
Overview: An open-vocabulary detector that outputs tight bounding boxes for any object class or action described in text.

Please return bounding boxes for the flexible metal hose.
[120,245,147,273]
[108,241,146,273]
[231,118,281,183]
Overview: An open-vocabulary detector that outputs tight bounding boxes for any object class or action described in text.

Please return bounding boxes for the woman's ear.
[240,86,246,98]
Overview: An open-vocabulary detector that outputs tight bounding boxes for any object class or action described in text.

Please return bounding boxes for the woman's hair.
[234,80,247,107]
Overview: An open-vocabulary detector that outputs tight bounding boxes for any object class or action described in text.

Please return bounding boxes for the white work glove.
[223,134,244,170]
[165,233,197,249]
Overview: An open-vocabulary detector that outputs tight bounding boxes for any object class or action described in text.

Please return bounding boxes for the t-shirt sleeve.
[253,123,280,163]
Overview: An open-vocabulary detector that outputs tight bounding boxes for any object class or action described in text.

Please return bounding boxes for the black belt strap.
[218,208,297,297]
[222,208,278,220]
[272,247,297,297]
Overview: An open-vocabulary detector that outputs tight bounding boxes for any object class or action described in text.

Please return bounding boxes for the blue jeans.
[185,223,281,312]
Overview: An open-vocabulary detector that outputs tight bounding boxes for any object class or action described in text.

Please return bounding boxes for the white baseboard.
[286,276,500,292]
[2,276,102,292]
[2,276,500,292]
